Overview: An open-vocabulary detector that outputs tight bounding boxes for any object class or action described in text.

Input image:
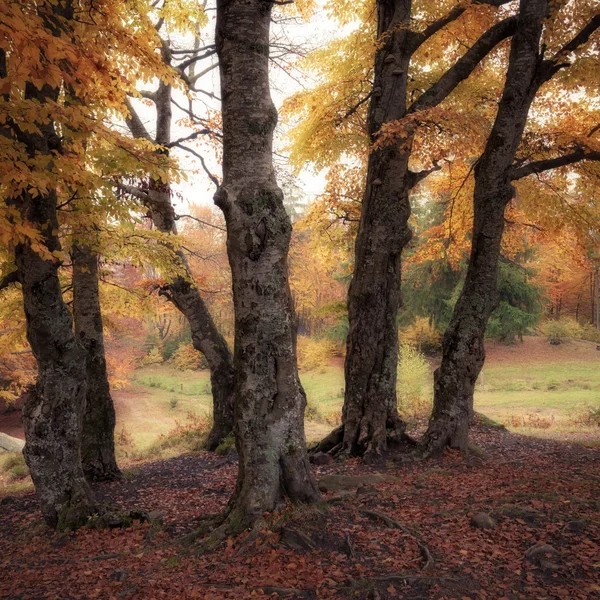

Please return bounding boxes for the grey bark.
[72,243,121,481]
[321,1,518,457]
[2,1,98,528]
[125,50,235,449]
[214,0,320,530]
[422,0,600,456]
[11,94,96,529]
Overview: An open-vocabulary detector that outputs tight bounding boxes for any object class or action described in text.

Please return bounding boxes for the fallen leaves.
[0,424,598,599]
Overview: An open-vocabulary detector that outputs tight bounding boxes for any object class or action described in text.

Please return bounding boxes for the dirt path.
[1,421,598,599]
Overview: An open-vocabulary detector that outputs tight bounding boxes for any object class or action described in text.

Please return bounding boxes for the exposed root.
[361,509,434,571]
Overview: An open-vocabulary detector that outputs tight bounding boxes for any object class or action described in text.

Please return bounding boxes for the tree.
[0,0,173,527]
[122,5,235,449]
[72,238,121,481]
[296,0,520,457]
[422,0,600,455]
[212,0,320,532]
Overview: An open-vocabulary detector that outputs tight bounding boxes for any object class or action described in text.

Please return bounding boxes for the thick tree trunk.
[5,0,98,529]
[12,78,96,525]
[329,0,414,457]
[214,0,320,531]
[422,0,548,456]
[126,66,235,449]
[72,243,121,481]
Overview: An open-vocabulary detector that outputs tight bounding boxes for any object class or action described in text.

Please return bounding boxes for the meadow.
[117,336,600,454]
[2,335,599,493]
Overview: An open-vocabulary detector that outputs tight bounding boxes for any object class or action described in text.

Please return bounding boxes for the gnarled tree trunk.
[72,243,121,481]
[326,0,415,457]
[12,80,96,527]
[214,0,320,531]
[422,0,548,456]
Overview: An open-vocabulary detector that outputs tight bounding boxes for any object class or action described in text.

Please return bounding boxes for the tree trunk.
[72,243,121,481]
[329,0,415,457]
[422,0,548,456]
[126,62,235,449]
[12,79,96,528]
[214,0,320,531]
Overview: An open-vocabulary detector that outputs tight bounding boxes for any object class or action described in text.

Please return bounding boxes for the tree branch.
[408,160,443,188]
[0,271,19,292]
[166,129,213,148]
[408,0,513,54]
[510,149,600,180]
[538,14,600,82]
[124,98,153,142]
[171,143,220,187]
[407,15,518,114]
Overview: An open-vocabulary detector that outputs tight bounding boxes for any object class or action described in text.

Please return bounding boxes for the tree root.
[361,509,434,571]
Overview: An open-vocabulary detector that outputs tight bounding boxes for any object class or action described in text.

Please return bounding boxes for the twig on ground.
[361,509,434,571]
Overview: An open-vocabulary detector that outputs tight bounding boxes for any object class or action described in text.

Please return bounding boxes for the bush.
[399,317,442,355]
[169,397,179,409]
[539,318,582,345]
[171,342,201,371]
[397,343,431,416]
[297,336,336,372]
[0,452,26,473]
[572,406,600,427]
[580,324,600,344]
[503,413,555,429]
[141,347,164,366]
[146,412,212,456]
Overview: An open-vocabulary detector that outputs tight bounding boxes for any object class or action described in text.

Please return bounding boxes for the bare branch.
[175,214,226,232]
[510,148,600,180]
[172,142,220,187]
[166,129,213,148]
[124,98,153,142]
[408,15,518,114]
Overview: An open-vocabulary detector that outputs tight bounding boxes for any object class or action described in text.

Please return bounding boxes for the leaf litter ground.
[1,419,598,599]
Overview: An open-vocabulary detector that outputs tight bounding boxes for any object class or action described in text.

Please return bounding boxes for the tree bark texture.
[422,0,549,456]
[12,81,96,529]
[125,61,235,449]
[338,0,414,457]
[72,243,121,481]
[214,0,320,530]
[322,1,518,458]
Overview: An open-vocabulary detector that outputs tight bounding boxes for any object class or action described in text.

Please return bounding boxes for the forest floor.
[1,418,599,600]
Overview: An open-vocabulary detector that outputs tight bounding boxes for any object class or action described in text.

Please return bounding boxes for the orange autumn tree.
[0,0,178,527]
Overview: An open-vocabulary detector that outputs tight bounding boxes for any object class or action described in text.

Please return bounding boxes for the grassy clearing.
[109,338,600,460]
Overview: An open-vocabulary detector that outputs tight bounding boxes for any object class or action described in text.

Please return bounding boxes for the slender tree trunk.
[214,0,320,531]
[72,243,121,481]
[422,0,548,456]
[125,55,235,449]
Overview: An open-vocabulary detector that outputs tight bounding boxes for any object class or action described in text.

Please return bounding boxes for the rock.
[0,433,24,453]
[318,473,395,493]
[148,510,164,522]
[470,512,497,530]
[311,452,333,466]
[563,519,587,533]
[525,542,560,568]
